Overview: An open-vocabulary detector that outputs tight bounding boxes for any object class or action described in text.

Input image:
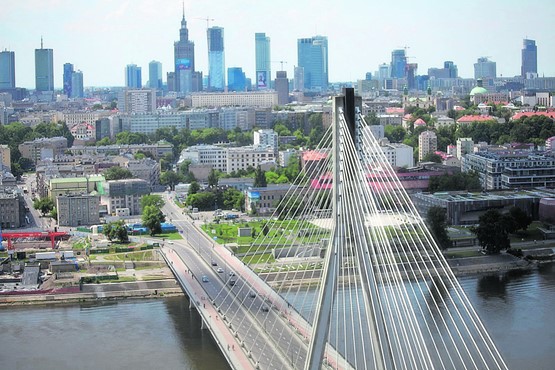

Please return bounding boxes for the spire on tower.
[182,0,185,20]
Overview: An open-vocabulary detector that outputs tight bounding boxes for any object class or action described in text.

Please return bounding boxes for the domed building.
[469,78,488,97]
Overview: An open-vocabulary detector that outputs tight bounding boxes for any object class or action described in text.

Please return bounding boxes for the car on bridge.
[260,305,269,312]
[217,267,224,273]
[202,275,209,282]
[229,279,236,286]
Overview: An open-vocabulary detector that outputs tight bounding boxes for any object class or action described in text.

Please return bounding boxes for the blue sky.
[1,0,554,88]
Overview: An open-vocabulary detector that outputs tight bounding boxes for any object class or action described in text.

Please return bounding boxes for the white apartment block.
[192,91,278,108]
[253,129,278,151]
[418,130,437,162]
[63,110,111,127]
[118,89,157,114]
[226,145,276,173]
[179,145,228,173]
[456,137,474,159]
[380,143,414,168]
[178,144,276,174]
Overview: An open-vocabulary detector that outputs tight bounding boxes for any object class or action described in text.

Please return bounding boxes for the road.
[160,193,311,370]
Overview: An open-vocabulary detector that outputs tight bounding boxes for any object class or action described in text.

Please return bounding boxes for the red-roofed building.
[414,118,426,127]
[301,150,329,178]
[456,115,497,124]
[511,111,555,121]
[385,107,405,115]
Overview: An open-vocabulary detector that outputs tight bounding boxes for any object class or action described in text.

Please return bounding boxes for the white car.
[217,267,224,273]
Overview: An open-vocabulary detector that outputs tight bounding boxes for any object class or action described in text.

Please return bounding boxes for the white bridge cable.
[339,113,431,369]
[354,114,462,369]
[356,119,484,369]
[357,112,508,369]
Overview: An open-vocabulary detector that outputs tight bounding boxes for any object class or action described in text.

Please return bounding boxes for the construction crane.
[194,16,215,29]
[271,60,288,71]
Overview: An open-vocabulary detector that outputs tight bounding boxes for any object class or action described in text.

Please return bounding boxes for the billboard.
[176,58,191,70]
[256,71,267,89]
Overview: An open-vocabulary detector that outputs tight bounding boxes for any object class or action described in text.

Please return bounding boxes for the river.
[1,264,554,370]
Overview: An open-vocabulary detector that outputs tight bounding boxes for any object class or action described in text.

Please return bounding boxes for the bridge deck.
[161,247,255,370]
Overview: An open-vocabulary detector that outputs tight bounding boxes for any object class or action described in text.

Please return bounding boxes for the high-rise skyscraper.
[521,39,537,78]
[0,50,16,89]
[148,60,163,89]
[474,57,496,79]
[255,33,271,90]
[207,27,225,91]
[125,64,142,88]
[35,38,54,91]
[297,35,328,91]
[390,49,406,79]
[63,63,74,96]
[293,66,304,92]
[227,67,246,91]
[71,70,84,98]
[174,8,200,94]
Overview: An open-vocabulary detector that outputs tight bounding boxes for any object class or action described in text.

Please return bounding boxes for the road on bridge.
[160,193,313,370]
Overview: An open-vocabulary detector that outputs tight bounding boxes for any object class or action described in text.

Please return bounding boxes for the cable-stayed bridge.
[161,88,508,370]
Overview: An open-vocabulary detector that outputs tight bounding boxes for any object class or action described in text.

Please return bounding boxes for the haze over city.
[2,0,555,88]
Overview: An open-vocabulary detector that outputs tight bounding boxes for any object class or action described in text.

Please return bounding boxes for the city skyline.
[1,0,554,89]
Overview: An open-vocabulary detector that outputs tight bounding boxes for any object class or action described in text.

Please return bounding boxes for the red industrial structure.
[1,231,70,250]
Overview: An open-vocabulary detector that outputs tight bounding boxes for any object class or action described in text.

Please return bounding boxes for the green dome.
[470,86,488,96]
[470,78,487,96]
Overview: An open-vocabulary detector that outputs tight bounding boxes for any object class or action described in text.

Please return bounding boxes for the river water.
[1,264,554,370]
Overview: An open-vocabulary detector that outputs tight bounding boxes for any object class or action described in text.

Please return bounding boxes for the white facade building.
[191,91,278,108]
[456,137,474,159]
[253,129,278,152]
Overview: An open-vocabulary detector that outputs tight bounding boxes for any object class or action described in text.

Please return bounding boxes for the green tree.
[142,205,166,236]
[140,194,164,209]
[103,166,133,181]
[189,181,201,195]
[187,191,216,210]
[509,206,532,233]
[160,170,184,190]
[103,220,129,243]
[422,152,443,163]
[426,207,451,250]
[208,168,219,187]
[33,197,55,216]
[384,125,406,143]
[472,210,511,254]
[222,188,244,210]
[253,166,267,187]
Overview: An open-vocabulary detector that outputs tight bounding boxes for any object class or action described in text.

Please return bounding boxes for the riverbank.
[0,279,183,307]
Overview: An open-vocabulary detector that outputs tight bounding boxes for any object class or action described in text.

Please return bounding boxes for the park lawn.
[104,250,155,261]
[242,253,275,264]
[508,221,544,243]
[151,232,183,240]
[203,219,330,246]
[443,250,482,258]
[115,276,137,283]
